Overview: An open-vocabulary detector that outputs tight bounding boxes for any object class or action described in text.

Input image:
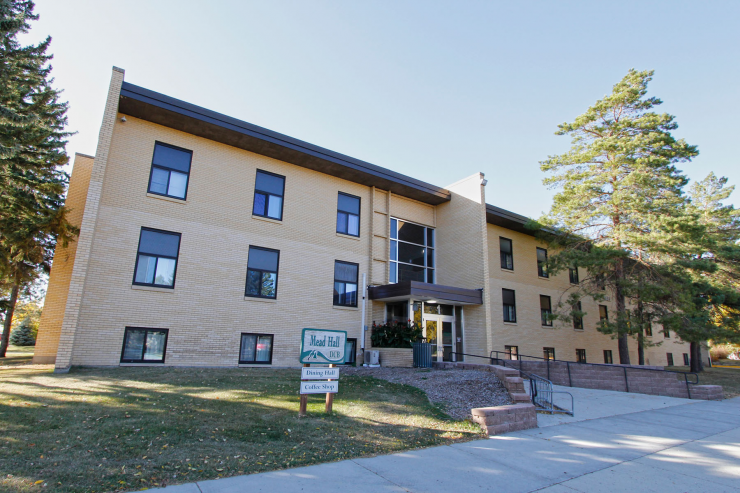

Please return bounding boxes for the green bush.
[10,318,37,346]
[370,321,423,348]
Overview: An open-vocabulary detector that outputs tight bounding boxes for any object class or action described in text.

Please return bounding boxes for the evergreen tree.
[9,316,35,345]
[538,69,698,364]
[0,0,76,357]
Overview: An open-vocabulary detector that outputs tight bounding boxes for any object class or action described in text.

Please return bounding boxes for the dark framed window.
[536,247,548,278]
[666,353,674,366]
[540,295,552,326]
[386,301,409,324]
[599,305,609,321]
[337,192,360,237]
[576,348,587,363]
[502,289,516,323]
[573,301,583,330]
[505,345,519,361]
[543,347,555,361]
[569,267,579,284]
[645,324,653,337]
[239,333,273,364]
[121,327,168,363]
[147,142,192,200]
[245,246,280,299]
[333,261,359,307]
[389,218,434,284]
[603,350,613,364]
[342,338,357,365]
[252,170,285,220]
[133,228,181,288]
[664,329,671,339]
[683,353,689,366]
[500,237,513,270]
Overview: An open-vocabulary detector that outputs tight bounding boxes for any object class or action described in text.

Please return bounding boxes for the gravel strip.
[342,367,512,420]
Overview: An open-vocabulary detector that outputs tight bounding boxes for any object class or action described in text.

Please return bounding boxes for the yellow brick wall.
[33,154,94,364]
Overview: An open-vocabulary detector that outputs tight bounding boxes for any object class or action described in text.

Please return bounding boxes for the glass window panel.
[123,330,146,360]
[500,238,512,254]
[336,212,348,234]
[135,255,157,284]
[426,268,434,283]
[502,289,516,305]
[427,229,434,248]
[255,171,284,196]
[256,336,272,362]
[245,269,262,296]
[139,230,180,257]
[397,221,425,245]
[267,195,282,219]
[599,305,608,320]
[426,248,434,268]
[143,331,166,361]
[260,272,277,298]
[537,248,547,262]
[347,214,359,236]
[439,304,453,316]
[424,303,439,314]
[333,281,345,305]
[167,171,188,198]
[540,295,551,310]
[153,143,192,172]
[240,334,257,362]
[390,219,397,239]
[386,302,409,323]
[398,263,424,282]
[253,192,266,216]
[344,283,357,306]
[154,258,176,286]
[397,242,425,266]
[337,193,360,214]
[389,262,397,283]
[149,167,169,194]
[247,248,278,271]
[344,341,356,363]
[334,262,358,283]
[390,241,397,261]
[442,321,452,344]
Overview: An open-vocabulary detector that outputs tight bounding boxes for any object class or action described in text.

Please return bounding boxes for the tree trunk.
[690,341,703,373]
[637,332,645,366]
[614,258,630,364]
[636,289,644,366]
[0,282,19,358]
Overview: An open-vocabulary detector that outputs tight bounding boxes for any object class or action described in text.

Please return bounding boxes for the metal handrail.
[529,373,574,415]
[488,350,700,399]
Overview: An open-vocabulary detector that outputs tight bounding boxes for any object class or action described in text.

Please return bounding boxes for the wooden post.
[325,364,335,413]
[299,363,310,416]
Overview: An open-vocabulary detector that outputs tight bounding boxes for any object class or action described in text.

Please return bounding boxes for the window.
[500,237,513,270]
[540,295,552,326]
[245,246,280,299]
[343,338,357,365]
[599,305,609,321]
[536,247,548,278]
[502,289,517,323]
[572,301,583,330]
[683,353,690,366]
[333,261,359,307]
[389,218,435,283]
[603,350,613,364]
[569,267,579,284]
[121,328,168,363]
[664,329,670,339]
[252,170,285,220]
[576,348,587,363]
[336,193,360,236]
[544,347,555,361]
[505,345,519,361]
[645,324,653,337]
[386,302,409,324]
[133,228,181,288]
[147,142,192,200]
[239,333,273,364]
[666,353,674,366]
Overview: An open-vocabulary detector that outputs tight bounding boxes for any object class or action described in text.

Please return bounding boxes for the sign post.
[299,328,347,416]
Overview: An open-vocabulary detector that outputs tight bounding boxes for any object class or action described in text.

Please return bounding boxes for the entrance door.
[423,314,455,361]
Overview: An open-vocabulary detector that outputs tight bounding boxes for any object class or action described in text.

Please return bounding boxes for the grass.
[0,345,36,367]
[667,365,740,399]
[0,365,484,493]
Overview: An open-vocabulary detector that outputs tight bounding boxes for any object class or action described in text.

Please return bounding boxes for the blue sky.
[25,0,739,217]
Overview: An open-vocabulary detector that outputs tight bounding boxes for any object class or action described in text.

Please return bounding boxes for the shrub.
[370,321,423,348]
[9,318,37,346]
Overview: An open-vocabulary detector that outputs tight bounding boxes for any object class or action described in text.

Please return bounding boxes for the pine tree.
[0,0,76,357]
[9,316,35,346]
[538,69,698,364]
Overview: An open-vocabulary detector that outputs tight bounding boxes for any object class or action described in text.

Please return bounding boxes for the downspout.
[360,273,367,353]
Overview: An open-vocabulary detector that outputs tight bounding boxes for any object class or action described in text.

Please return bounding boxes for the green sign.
[300,328,347,364]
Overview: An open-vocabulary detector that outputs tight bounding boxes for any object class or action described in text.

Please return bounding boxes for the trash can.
[413,342,433,368]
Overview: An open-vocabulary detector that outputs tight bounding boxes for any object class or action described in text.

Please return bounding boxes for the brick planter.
[373,348,413,367]
[471,403,537,435]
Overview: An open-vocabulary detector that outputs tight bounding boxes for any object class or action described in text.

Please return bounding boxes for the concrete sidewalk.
[146,396,740,493]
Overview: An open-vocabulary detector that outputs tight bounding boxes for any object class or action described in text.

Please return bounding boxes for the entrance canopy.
[368,281,482,305]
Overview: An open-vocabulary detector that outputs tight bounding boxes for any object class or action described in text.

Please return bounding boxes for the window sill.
[542,325,554,329]
[131,284,175,293]
[146,192,187,204]
[574,328,584,332]
[238,363,272,367]
[337,232,361,241]
[252,215,283,225]
[501,268,515,273]
[333,305,359,311]
[244,296,277,303]
[538,276,550,281]
[503,321,517,326]
[120,362,165,366]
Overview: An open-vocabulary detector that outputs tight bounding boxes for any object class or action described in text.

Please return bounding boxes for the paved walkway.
[147,395,740,493]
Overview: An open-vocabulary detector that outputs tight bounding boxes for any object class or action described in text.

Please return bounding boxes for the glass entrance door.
[424,319,438,361]
[423,313,455,361]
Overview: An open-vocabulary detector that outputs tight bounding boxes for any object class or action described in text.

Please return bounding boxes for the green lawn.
[667,365,740,399]
[0,345,36,367]
[0,366,484,493]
